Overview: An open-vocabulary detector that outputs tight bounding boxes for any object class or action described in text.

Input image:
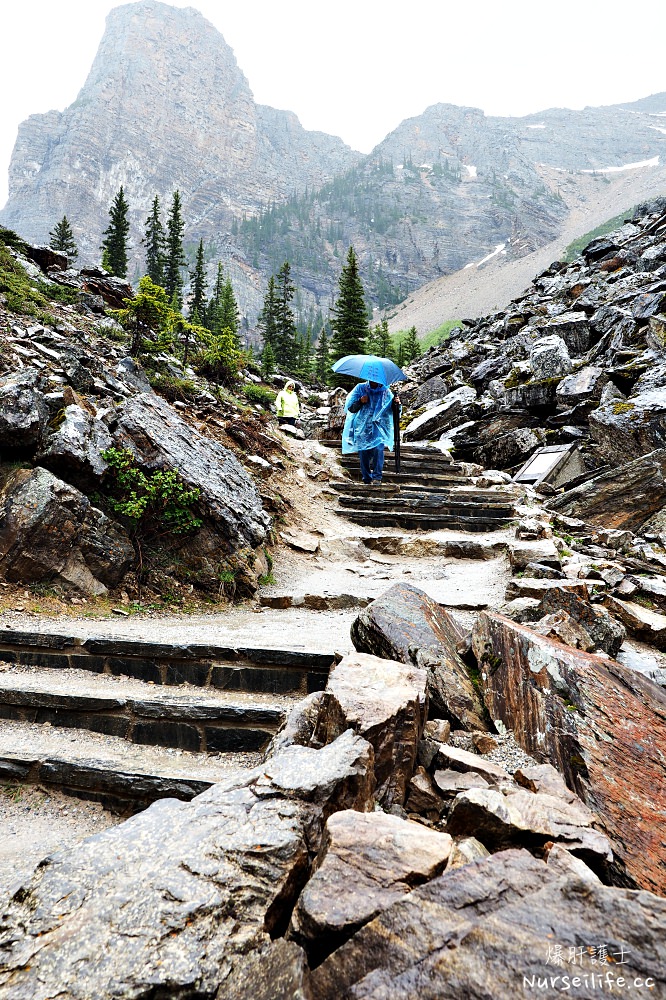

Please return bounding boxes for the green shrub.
[307,393,321,406]
[244,384,276,407]
[101,447,203,538]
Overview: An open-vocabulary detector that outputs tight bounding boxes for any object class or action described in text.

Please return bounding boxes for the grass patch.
[419,320,461,351]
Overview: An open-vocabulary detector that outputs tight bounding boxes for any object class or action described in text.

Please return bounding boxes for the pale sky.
[1,0,665,208]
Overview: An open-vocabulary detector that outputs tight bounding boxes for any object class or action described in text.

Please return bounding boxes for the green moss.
[611,401,635,415]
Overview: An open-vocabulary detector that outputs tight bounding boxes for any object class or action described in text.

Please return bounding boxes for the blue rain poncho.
[342,381,395,455]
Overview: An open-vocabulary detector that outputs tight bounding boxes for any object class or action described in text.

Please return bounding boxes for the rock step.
[339,468,471,484]
[337,510,512,531]
[0,629,334,696]
[0,718,260,811]
[330,483,517,503]
[336,497,515,516]
[338,458,461,474]
[0,666,290,753]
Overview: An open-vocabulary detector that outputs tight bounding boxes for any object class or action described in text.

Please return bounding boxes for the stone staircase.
[333,447,518,532]
[0,627,334,811]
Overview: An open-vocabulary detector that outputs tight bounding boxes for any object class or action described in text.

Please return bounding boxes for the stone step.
[335,497,515,516]
[337,510,513,531]
[0,665,291,753]
[335,489,517,509]
[339,468,471,484]
[0,629,334,696]
[0,718,261,811]
[338,457,460,474]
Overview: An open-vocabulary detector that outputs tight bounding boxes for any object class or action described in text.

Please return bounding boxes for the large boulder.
[326,651,428,807]
[0,466,134,594]
[473,611,666,894]
[590,388,666,464]
[529,334,571,379]
[0,371,49,450]
[112,392,270,550]
[37,403,112,483]
[311,850,666,999]
[542,311,592,353]
[0,729,375,1000]
[403,386,477,442]
[351,583,488,730]
[548,449,666,531]
[556,365,608,405]
[537,586,626,657]
[291,810,451,962]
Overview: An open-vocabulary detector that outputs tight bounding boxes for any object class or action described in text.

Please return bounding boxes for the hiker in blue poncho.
[342,380,398,484]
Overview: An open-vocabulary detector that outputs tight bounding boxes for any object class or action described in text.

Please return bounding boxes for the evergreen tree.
[330,246,369,365]
[206,262,225,332]
[261,341,276,380]
[401,325,422,365]
[49,215,78,261]
[188,239,207,322]
[101,186,130,278]
[367,319,393,359]
[314,330,330,383]
[296,327,313,377]
[142,196,166,286]
[220,276,240,343]
[164,190,186,308]
[274,261,298,370]
[258,275,279,350]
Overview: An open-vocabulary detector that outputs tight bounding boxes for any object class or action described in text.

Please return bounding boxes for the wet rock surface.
[350,583,488,730]
[473,611,666,894]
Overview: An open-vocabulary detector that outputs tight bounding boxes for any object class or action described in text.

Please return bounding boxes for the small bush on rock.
[244,384,276,407]
[101,447,203,538]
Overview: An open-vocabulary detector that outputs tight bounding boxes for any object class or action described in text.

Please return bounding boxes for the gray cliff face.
[0,1,359,268]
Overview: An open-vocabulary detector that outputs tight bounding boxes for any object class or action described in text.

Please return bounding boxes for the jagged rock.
[112,391,270,550]
[556,365,608,405]
[0,466,133,595]
[432,743,511,784]
[406,767,445,816]
[477,426,546,469]
[433,769,490,799]
[543,311,592,353]
[423,719,451,743]
[220,940,312,1000]
[447,785,613,869]
[538,586,626,657]
[36,404,112,483]
[523,561,562,579]
[500,597,542,622]
[529,334,571,379]
[508,539,561,569]
[291,810,451,961]
[590,389,666,464]
[446,836,490,869]
[473,611,666,894]
[350,583,488,731]
[514,762,579,801]
[279,529,320,553]
[505,578,590,601]
[310,849,666,999]
[403,386,477,442]
[549,449,666,530]
[0,370,49,449]
[0,729,374,1000]
[532,610,596,651]
[604,594,666,650]
[545,843,601,884]
[471,732,498,754]
[326,652,428,807]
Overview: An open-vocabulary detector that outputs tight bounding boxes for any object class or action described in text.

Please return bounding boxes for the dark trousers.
[359,446,385,483]
[279,416,296,426]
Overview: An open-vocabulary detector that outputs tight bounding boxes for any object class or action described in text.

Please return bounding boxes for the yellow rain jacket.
[275,384,300,418]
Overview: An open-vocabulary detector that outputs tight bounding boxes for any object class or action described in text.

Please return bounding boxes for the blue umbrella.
[331,354,407,385]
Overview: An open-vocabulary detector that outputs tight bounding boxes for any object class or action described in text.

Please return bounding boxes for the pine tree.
[261,341,276,379]
[402,325,422,365]
[314,330,330,383]
[274,261,298,370]
[257,275,279,351]
[220,276,240,343]
[164,190,186,308]
[206,262,225,332]
[188,240,207,322]
[330,246,369,364]
[367,319,393,359]
[142,196,166,286]
[101,186,130,278]
[49,215,78,261]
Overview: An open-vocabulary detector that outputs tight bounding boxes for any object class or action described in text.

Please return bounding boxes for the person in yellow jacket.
[275,380,300,426]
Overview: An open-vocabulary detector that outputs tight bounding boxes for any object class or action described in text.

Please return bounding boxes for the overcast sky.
[1,0,665,208]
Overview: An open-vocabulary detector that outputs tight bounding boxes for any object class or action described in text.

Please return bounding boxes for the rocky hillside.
[2,0,666,327]
[0,227,288,608]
